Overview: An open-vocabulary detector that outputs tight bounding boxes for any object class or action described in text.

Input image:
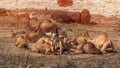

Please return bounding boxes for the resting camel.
[25,19,58,35]
[70,31,94,54]
[15,35,28,48]
[71,30,92,45]
[31,37,53,55]
[74,41,101,54]
[24,31,41,43]
[36,19,58,34]
[92,34,114,54]
[13,19,56,43]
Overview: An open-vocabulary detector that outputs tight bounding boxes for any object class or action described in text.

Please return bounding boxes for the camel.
[36,19,58,34]
[92,34,114,54]
[24,31,41,43]
[70,31,93,54]
[71,30,92,45]
[74,42,101,54]
[8,11,31,28]
[15,35,28,48]
[25,19,58,35]
[12,19,54,43]
[31,37,53,55]
[8,11,39,29]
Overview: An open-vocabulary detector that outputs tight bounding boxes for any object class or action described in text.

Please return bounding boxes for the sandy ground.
[0,14,120,67]
[0,0,120,68]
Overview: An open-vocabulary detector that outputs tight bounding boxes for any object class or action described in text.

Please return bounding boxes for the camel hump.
[83,42,100,54]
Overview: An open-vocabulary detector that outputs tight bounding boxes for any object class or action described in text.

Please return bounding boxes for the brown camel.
[71,30,92,45]
[25,19,58,35]
[92,34,114,54]
[31,37,53,55]
[74,42,101,54]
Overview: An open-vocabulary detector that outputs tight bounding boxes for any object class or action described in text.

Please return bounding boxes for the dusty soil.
[0,0,120,68]
[0,9,120,68]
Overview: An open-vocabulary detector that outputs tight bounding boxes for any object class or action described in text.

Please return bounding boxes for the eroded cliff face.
[0,0,120,16]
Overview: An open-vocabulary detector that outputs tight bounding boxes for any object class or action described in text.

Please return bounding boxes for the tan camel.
[74,42,101,54]
[25,19,58,34]
[71,30,92,45]
[31,37,53,55]
[36,19,58,34]
[92,34,114,54]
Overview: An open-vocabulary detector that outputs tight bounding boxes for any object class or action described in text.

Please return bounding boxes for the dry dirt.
[0,0,120,68]
[0,9,120,68]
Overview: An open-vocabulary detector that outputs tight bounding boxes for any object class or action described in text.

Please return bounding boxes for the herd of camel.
[14,18,115,55]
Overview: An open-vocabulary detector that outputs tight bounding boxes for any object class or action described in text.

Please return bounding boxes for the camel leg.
[104,41,114,52]
[52,40,56,54]
[101,43,109,54]
[59,41,63,55]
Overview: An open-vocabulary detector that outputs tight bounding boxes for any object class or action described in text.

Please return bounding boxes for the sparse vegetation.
[0,8,120,68]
